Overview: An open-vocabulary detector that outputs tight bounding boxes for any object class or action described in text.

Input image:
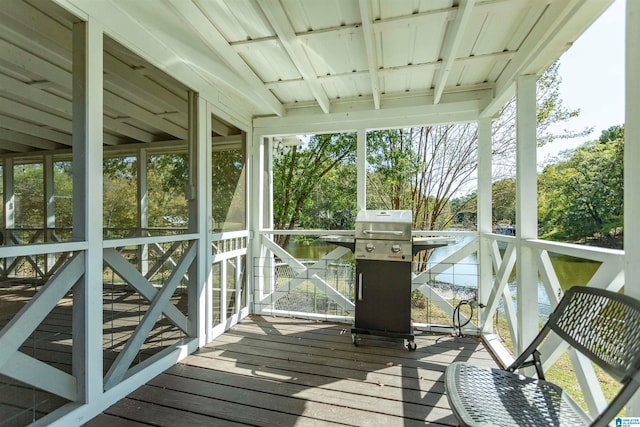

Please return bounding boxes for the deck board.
[87,315,498,426]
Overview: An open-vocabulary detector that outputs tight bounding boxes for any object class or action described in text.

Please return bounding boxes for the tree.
[272,133,356,246]
[538,126,623,247]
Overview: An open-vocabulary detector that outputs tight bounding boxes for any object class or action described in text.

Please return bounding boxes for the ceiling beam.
[164,0,284,117]
[433,0,476,105]
[258,0,331,114]
[264,50,516,89]
[255,90,491,135]
[358,0,381,109]
[0,115,72,146]
[230,0,521,49]
[0,129,65,151]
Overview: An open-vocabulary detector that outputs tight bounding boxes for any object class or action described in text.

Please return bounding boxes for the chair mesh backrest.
[549,286,640,383]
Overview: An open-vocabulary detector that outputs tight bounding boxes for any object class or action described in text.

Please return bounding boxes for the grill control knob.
[391,244,401,253]
[366,243,375,252]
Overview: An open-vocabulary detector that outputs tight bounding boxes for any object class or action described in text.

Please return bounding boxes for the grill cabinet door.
[354,260,412,334]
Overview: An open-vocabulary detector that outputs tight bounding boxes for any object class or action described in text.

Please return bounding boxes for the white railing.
[254,228,626,417]
[210,230,250,335]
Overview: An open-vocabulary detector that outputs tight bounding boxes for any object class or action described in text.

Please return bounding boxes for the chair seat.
[445,362,592,427]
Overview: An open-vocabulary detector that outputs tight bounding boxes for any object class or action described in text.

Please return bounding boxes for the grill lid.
[355,210,412,241]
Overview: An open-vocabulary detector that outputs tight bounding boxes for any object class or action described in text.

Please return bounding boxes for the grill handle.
[362,229,404,236]
[358,273,363,301]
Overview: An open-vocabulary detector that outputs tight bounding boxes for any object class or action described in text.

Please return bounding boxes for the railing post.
[515,74,538,355]
[625,0,640,415]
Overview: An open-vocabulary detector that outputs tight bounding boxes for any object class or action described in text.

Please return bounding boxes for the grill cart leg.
[406,339,417,351]
[352,333,359,346]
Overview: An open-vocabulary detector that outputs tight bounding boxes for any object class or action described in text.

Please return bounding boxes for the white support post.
[477,118,493,333]
[357,129,367,211]
[204,103,214,342]
[137,148,149,276]
[248,131,270,315]
[515,75,538,355]
[625,0,640,415]
[3,158,14,267]
[44,154,56,273]
[187,92,209,345]
[71,19,103,404]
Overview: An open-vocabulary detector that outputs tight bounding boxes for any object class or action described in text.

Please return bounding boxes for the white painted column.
[248,132,265,313]
[204,104,214,342]
[187,92,209,345]
[477,118,493,333]
[71,19,103,403]
[44,154,56,272]
[3,157,14,249]
[625,0,640,416]
[515,75,538,355]
[357,129,367,211]
[137,148,149,275]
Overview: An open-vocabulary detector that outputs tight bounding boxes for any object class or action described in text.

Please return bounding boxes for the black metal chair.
[445,286,640,426]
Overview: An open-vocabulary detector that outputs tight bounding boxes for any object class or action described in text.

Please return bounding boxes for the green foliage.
[538,126,623,247]
[272,133,356,245]
[104,157,137,229]
[14,164,44,227]
[492,179,516,224]
[367,128,423,210]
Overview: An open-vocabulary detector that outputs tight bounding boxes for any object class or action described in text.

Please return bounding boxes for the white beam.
[357,129,367,211]
[258,0,331,114]
[165,0,284,117]
[358,0,381,109]
[477,118,493,332]
[515,75,538,355]
[44,154,55,270]
[2,157,14,239]
[0,128,65,151]
[137,148,149,276]
[625,0,640,416]
[71,19,104,403]
[433,0,475,105]
[0,115,72,146]
[264,51,514,89]
[254,97,485,135]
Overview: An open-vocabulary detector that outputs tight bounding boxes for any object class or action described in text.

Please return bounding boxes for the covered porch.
[86,315,496,426]
[0,0,639,425]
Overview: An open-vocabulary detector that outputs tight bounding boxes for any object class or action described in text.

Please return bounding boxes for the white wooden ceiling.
[0,0,614,156]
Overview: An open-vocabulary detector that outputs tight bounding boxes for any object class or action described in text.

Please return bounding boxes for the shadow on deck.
[87,316,497,426]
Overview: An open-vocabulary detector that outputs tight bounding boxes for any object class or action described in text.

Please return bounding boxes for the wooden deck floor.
[86,316,498,426]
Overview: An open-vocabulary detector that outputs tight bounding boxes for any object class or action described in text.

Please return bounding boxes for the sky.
[538,0,625,163]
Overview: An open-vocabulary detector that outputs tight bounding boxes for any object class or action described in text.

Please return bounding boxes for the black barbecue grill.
[325,209,451,351]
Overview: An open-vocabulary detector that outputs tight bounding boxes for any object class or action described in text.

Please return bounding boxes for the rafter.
[433,0,475,104]
[164,0,284,117]
[358,0,381,109]
[481,0,603,117]
[0,129,65,151]
[264,50,516,89]
[258,0,331,114]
